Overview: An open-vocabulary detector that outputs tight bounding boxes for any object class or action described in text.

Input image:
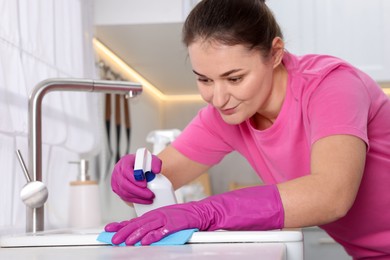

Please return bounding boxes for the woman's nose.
[212,82,229,108]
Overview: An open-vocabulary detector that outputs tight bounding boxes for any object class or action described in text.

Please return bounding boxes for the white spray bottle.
[133,147,177,216]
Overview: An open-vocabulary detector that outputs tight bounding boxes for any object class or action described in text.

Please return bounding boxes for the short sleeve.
[172,105,234,165]
[307,67,370,146]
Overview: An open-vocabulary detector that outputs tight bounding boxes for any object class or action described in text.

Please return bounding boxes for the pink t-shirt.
[172,52,390,258]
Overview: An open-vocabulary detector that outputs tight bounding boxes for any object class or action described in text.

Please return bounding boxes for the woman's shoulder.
[284,52,353,77]
[284,52,373,98]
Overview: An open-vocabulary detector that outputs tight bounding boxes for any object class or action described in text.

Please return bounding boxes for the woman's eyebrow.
[192,70,205,77]
[192,69,243,78]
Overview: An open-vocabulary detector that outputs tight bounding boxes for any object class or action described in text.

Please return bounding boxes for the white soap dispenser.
[133,148,177,216]
[68,159,102,228]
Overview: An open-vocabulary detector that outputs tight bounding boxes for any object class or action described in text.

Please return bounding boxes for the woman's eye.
[228,77,242,83]
[197,78,211,84]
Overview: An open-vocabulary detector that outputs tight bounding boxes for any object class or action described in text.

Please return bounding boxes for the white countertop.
[0,229,304,259]
[0,243,287,260]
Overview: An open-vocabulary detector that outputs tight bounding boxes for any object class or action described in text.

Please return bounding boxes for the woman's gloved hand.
[111,154,162,204]
[105,185,284,246]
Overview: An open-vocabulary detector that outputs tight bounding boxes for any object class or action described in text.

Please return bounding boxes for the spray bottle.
[146,129,185,202]
[133,147,177,216]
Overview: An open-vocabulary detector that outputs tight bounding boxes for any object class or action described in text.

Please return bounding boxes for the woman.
[106,0,390,258]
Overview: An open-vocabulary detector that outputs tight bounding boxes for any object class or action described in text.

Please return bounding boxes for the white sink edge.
[0,228,302,248]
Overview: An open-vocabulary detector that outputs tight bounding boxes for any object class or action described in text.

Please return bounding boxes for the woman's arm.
[157,146,211,190]
[278,134,366,227]
[159,133,366,228]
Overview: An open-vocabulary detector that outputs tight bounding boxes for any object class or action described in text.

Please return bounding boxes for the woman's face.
[188,40,278,125]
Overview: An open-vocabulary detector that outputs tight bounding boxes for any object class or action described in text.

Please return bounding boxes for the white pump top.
[146,129,181,154]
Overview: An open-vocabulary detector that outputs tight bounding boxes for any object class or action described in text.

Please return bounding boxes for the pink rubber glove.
[105,185,284,245]
[111,154,162,204]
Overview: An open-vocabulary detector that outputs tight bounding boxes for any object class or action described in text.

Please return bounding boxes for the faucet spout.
[27,78,142,233]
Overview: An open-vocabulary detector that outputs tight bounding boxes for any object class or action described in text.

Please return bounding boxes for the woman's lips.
[220,106,238,115]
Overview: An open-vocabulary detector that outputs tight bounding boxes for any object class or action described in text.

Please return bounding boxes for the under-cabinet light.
[382,88,390,96]
[93,38,204,102]
[94,38,390,101]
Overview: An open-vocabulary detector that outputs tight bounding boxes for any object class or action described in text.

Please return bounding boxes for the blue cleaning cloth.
[97,229,198,246]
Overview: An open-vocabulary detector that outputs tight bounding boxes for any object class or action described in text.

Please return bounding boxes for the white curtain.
[0,0,101,233]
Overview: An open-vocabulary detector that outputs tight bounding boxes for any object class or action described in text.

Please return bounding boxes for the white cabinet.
[303,227,351,260]
[268,0,390,81]
[94,0,201,25]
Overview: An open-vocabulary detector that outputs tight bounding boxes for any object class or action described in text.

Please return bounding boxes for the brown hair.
[182,0,283,57]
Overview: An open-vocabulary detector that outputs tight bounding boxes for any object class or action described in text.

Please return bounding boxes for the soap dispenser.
[68,159,102,228]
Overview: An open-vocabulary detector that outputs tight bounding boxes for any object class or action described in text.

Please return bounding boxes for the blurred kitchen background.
[0,1,389,258]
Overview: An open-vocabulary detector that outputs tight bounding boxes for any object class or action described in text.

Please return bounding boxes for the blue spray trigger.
[145,171,156,182]
[134,169,145,181]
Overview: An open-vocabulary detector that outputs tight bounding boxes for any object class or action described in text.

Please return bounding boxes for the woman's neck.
[252,63,288,130]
